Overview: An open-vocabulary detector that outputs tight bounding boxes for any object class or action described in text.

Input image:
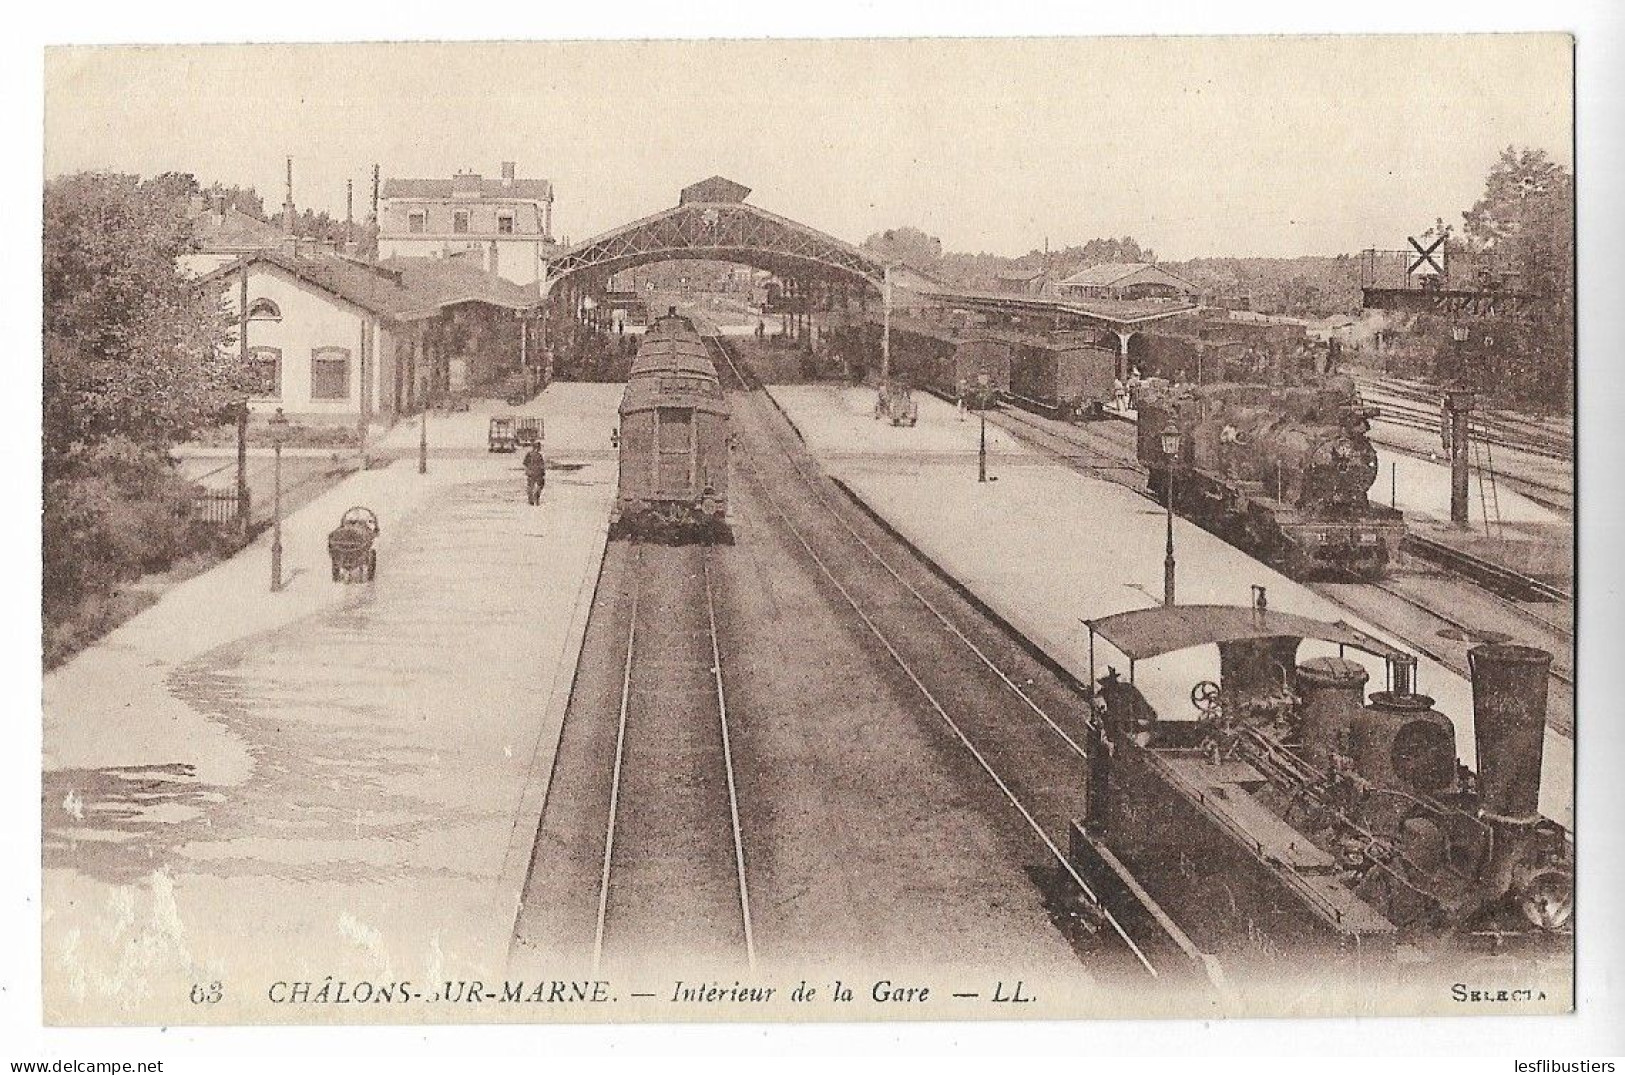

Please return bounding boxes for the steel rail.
[707,338,1091,758]
[702,550,757,968]
[708,337,1161,979]
[591,547,642,975]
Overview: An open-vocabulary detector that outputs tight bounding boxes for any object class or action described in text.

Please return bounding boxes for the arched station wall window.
[248,297,282,321]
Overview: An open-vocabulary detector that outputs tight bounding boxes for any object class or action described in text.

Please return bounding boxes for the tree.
[43,172,242,474]
[861,226,944,273]
[1457,147,1574,407]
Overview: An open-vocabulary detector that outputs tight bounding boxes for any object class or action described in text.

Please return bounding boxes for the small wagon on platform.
[327,506,379,583]
[488,417,518,453]
[514,416,542,447]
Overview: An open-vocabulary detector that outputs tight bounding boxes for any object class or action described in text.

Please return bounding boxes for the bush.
[43,438,230,665]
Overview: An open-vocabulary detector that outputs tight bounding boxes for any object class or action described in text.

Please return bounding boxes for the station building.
[1053,262,1197,302]
[200,250,540,424]
[377,162,559,287]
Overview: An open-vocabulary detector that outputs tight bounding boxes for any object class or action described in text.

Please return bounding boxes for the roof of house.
[381,175,554,201]
[198,251,539,321]
[1056,262,1196,292]
[189,204,285,253]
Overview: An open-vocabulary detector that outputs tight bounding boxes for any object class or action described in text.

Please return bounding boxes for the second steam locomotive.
[1136,374,1404,579]
[610,311,732,543]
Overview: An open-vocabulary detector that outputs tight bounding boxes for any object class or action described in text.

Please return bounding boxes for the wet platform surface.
[42,384,621,1024]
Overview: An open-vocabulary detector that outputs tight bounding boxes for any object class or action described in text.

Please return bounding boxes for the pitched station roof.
[1056,262,1197,293]
[198,251,539,322]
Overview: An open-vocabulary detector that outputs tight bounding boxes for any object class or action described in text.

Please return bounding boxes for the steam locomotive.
[1075,595,1573,987]
[609,311,732,543]
[1135,374,1404,579]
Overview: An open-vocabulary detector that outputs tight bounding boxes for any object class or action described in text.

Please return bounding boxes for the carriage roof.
[621,373,729,416]
[628,347,719,379]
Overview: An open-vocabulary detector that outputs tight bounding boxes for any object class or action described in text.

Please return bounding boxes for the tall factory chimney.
[346,179,354,245]
[282,156,297,236]
[369,163,380,223]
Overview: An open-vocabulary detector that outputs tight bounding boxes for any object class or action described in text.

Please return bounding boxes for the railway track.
[708,337,1216,986]
[1403,532,1570,604]
[1356,376,1573,460]
[588,542,756,972]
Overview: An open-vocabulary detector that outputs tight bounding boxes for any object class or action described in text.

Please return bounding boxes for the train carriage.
[610,313,732,543]
[1007,336,1119,420]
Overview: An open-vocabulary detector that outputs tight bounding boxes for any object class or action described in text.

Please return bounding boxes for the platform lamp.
[269,407,290,592]
[977,371,991,483]
[1160,422,1181,607]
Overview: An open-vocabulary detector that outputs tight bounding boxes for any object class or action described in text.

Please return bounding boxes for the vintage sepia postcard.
[38,34,1579,1028]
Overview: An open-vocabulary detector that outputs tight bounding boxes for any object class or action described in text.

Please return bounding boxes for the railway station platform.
[766,384,1573,830]
[41,383,622,1024]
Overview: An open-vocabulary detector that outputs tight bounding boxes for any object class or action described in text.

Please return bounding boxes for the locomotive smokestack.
[1467,642,1552,825]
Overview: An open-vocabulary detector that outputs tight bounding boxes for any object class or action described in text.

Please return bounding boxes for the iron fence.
[190,488,247,528]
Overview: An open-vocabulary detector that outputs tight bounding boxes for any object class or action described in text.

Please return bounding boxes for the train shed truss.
[542,178,889,296]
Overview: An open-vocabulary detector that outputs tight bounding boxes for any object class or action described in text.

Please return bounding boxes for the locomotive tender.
[609,311,732,543]
[1136,374,1404,579]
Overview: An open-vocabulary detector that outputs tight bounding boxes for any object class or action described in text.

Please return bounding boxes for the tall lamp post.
[976,371,990,483]
[269,407,290,592]
[1161,422,1181,607]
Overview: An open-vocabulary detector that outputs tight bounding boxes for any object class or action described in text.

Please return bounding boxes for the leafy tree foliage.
[861,226,945,274]
[43,172,243,472]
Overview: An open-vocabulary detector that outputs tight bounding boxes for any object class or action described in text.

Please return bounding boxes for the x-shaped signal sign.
[1408,234,1446,275]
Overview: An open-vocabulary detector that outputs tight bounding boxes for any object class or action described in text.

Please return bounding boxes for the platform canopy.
[542,177,888,296]
[1085,604,1406,662]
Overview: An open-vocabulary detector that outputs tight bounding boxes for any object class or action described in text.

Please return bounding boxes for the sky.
[43,35,1572,260]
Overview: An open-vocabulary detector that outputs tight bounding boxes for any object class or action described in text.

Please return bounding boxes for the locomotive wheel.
[1191,680,1222,716]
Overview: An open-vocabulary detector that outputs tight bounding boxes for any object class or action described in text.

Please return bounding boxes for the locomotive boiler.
[610,311,732,543]
[1135,375,1404,579]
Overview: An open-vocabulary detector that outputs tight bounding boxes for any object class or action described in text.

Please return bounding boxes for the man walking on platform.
[523,443,547,506]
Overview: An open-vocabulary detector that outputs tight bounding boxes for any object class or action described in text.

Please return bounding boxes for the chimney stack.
[1468,642,1552,826]
[282,156,296,236]
[370,164,380,223]
[214,193,227,226]
[346,179,354,240]
[501,160,516,187]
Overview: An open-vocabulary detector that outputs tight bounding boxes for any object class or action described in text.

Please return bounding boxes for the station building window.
[310,347,351,401]
[497,213,514,234]
[249,346,281,398]
[408,211,426,234]
[247,297,282,321]
[453,211,470,234]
